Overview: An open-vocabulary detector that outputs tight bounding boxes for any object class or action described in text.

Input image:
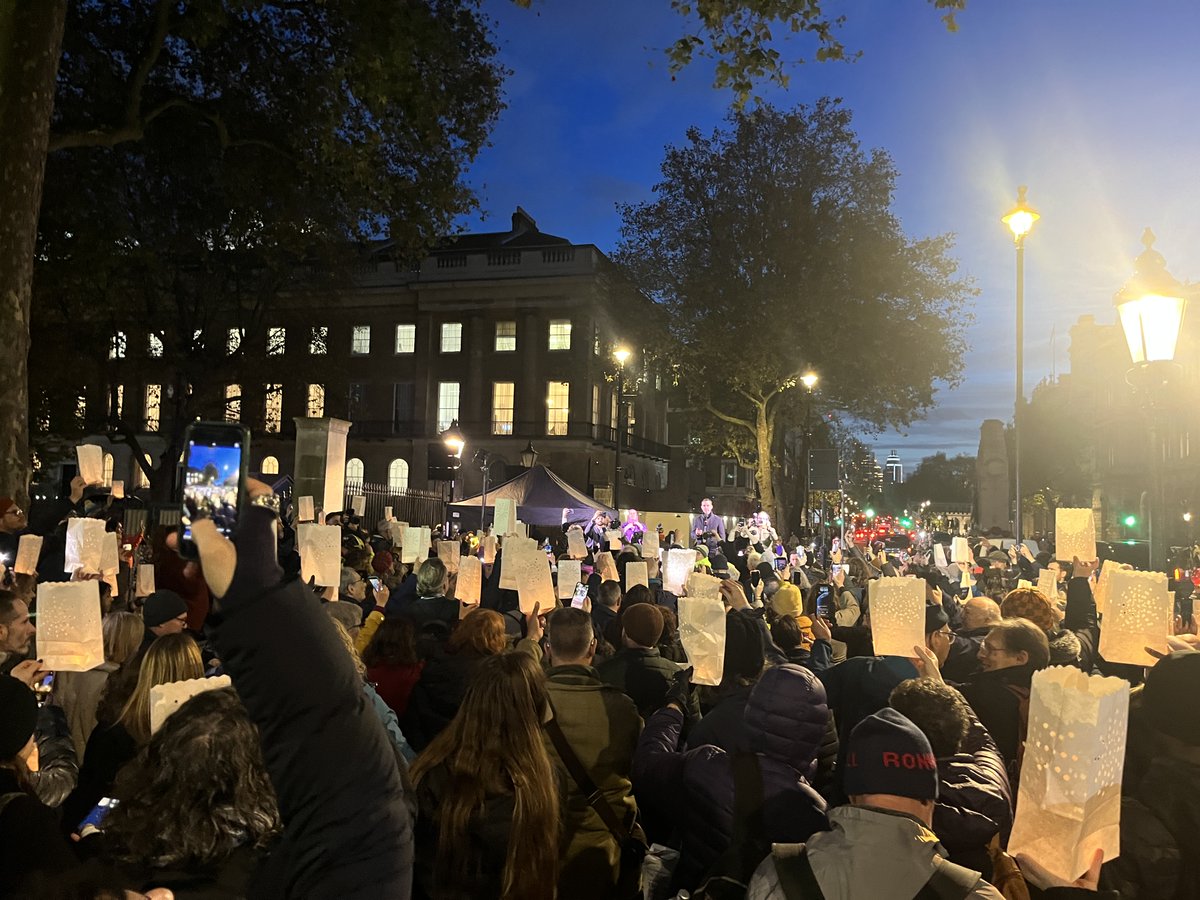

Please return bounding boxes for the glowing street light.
[441,419,465,457]
[613,345,632,509]
[800,371,819,391]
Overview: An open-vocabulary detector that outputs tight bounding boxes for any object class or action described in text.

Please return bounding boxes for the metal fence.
[344,480,445,528]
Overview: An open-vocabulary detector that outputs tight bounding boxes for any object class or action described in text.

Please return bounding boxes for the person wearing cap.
[0,677,79,894]
[769,583,832,674]
[1001,586,1083,668]
[597,603,690,719]
[137,588,190,655]
[748,707,1005,899]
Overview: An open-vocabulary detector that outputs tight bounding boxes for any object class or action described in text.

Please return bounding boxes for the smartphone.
[368,576,383,593]
[774,557,787,570]
[33,672,54,704]
[814,584,833,618]
[571,582,589,608]
[178,422,250,559]
[78,797,119,832]
[831,538,841,554]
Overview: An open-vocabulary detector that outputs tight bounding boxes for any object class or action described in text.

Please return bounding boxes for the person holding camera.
[691,497,725,554]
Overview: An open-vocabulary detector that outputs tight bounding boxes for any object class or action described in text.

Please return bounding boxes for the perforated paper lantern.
[664,549,698,595]
[510,546,555,615]
[625,561,649,591]
[482,535,497,565]
[456,556,482,605]
[678,596,726,686]
[606,529,623,550]
[150,675,233,735]
[351,495,366,516]
[1093,562,1114,617]
[1008,666,1129,882]
[499,536,537,589]
[437,541,460,573]
[566,527,587,560]
[1055,508,1096,563]
[384,505,393,521]
[557,560,582,599]
[493,499,518,536]
[135,564,156,598]
[595,550,619,583]
[933,543,948,568]
[64,518,107,572]
[298,496,315,522]
[642,532,660,560]
[1098,569,1173,665]
[298,524,341,586]
[951,537,971,564]
[401,525,431,564]
[1037,569,1059,601]
[14,535,42,575]
[686,571,722,603]
[76,444,105,485]
[868,577,927,658]
[36,581,104,672]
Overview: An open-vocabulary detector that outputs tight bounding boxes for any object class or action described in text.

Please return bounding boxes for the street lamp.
[799,370,819,539]
[1002,185,1040,544]
[474,448,502,532]
[441,418,465,503]
[520,440,538,468]
[1115,228,1189,571]
[613,345,632,510]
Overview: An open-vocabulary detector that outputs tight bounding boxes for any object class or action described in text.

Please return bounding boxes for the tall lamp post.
[1002,186,1040,543]
[441,419,465,531]
[799,371,819,537]
[1114,228,1189,572]
[474,448,500,532]
[613,345,631,511]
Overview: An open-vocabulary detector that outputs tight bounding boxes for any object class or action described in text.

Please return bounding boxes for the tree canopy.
[616,99,975,522]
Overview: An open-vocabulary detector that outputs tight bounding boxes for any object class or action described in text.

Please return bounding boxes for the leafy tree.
[19,0,505,500]
[897,451,976,505]
[616,100,975,524]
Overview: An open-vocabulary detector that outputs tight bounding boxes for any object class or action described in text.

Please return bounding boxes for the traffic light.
[899,517,913,528]
[1123,514,1137,528]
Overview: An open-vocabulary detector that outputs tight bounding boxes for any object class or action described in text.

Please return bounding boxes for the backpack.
[692,753,770,900]
[773,844,982,900]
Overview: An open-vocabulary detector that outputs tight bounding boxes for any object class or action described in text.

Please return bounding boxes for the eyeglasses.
[979,641,1014,656]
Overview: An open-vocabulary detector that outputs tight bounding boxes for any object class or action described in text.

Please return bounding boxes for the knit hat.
[1001,588,1058,635]
[845,707,939,801]
[372,551,394,575]
[723,610,766,682]
[0,677,38,759]
[1142,650,1200,745]
[622,604,664,648]
[771,582,804,619]
[142,590,188,628]
[925,604,949,635]
[710,553,730,576]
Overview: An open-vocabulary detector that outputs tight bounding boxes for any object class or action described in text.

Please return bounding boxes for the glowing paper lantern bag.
[1098,569,1173,666]
[1008,666,1129,883]
[36,581,104,672]
[1055,508,1096,563]
[76,444,105,486]
[511,547,555,615]
[566,526,587,560]
[868,577,926,658]
[557,560,582,599]
[297,524,341,587]
[150,675,233,735]
[64,518,107,573]
[624,561,648,591]
[456,556,482,605]
[664,549,698,595]
[678,596,726,686]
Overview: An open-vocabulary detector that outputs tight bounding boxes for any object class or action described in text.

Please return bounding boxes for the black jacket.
[209,506,413,899]
[596,646,684,719]
[933,717,1013,877]
[0,769,78,897]
[943,626,989,682]
[402,649,490,752]
[958,664,1036,780]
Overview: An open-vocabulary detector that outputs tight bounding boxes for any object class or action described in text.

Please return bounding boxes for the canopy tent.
[448,464,614,528]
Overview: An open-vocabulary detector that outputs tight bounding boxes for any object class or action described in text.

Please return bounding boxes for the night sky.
[457,0,1200,471]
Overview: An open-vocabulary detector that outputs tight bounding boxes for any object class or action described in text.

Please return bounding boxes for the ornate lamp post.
[1114,228,1189,571]
[1002,186,1040,542]
[613,345,631,510]
[799,371,818,537]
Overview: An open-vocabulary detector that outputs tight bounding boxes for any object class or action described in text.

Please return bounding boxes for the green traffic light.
[1123,515,1137,527]
[900,517,913,528]
[864,508,875,519]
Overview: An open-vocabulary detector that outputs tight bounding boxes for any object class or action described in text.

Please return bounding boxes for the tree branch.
[706,402,754,433]
[124,0,172,126]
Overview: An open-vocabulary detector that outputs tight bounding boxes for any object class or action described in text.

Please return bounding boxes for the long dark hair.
[105,688,281,869]
[410,652,559,899]
[361,617,419,668]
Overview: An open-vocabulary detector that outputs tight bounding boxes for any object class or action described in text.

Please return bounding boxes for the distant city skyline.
[460,1,1200,467]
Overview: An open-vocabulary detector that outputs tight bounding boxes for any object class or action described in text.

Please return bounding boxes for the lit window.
[75,393,86,424]
[351,325,371,355]
[347,383,364,419]
[388,459,410,492]
[437,382,460,432]
[145,384,161,432]
[547,381,569,436]
[264,384,282,433]
[192,330,204,349]
[102,453,114,487]
[110,332,127,360]
[592,385,600,431]
[495,321,516,352]
[440,322,462,353]
[610,391,617,429]
[346,458,365,483]
[268,327,285,355]
[549,319,572,350]
[227,328,242,355]
[394,324,416,354]
[136,453,152,489]
[307,383,325,417]
[310,326,327,355]
[492,382,515,435]
[147,334,163,357]
[225,384,240,423]
[261,456,279,475]
[112,385,124,419]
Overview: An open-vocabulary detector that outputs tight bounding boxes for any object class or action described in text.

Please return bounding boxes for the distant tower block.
[976,420,1011,534]
[885,450,904,485]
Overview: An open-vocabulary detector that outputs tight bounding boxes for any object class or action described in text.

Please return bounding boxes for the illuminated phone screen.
[181,440,244,540]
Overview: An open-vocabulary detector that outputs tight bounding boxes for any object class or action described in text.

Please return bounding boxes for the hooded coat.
[632,664,830,891]
[933,717,1014,876]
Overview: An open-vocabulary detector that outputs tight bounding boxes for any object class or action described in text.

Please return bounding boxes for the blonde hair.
[118,633,204,744]
[328,618,367,680]
[103,612,143,666]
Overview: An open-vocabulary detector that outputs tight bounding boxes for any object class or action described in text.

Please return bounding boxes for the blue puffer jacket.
[632,664,830,892]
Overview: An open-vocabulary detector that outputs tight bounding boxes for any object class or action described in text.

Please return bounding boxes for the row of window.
[109,319,576,360]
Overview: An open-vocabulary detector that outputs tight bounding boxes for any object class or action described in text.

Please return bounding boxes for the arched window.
[136,453,152,488]
[261,455,279,475]
[102,453,114,487]
[345,457,365,484]
[387,459,409,492]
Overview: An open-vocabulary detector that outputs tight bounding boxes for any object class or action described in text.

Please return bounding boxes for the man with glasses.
[0,475,88,565]
[137,589,191,655]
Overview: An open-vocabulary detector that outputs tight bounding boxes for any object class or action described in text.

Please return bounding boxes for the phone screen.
[571,582,588,608]
[815,585,833,618]
[831,538,841,554]
[180,424,248,551]
[369,576,383,593]
[78,797,119,832]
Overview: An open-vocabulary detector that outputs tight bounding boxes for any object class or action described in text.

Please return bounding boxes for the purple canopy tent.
[448,464,614,528]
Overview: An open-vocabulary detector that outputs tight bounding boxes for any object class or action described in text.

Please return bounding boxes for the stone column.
[293,417,352,515]
[975,419,1011,533]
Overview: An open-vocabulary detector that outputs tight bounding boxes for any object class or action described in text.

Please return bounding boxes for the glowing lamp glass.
[1116,293,1186,364]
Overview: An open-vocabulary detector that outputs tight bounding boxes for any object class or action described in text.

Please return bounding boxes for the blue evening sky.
[457,0,1200,471]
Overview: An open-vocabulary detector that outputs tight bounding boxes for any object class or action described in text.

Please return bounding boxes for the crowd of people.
[1,479,1198,899]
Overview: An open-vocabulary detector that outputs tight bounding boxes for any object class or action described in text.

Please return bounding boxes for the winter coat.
[632,664,830,892]
[958,664,1036,779]
[62,721,137,835]
[30,704,79,809]
[543,664,642,900]
[746,805,1003,900]
[53,661,119,761]
[783,639,832,675]
[402,649,492,751]
[1063,576,1100,672]
[0,769,79,896]
[596,646,685,719]
[943,627,988,683]
[933,717,1013,877]
[367,661,423,719]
